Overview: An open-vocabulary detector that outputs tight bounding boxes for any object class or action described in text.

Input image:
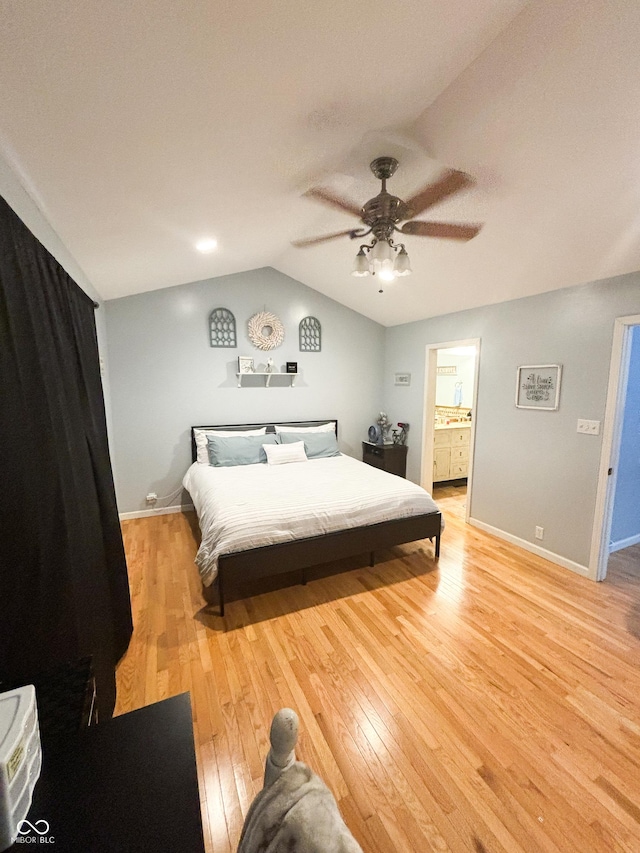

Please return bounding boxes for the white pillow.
[274,421,336,434]
[263,441,308,465]
[194,427,267,464]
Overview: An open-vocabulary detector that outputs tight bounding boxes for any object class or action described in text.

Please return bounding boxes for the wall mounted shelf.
[236,372,298,387]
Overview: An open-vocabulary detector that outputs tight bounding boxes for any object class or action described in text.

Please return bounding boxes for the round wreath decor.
[247,311,285,351]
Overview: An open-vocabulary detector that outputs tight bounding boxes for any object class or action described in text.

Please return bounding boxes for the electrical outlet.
[535,526,544,540]
[146,492,157,503]
[577,419,600,435]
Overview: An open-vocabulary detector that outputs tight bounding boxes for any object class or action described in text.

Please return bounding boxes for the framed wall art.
[299,316,321,352]
[209,307,237,348]
[515,364,562,410]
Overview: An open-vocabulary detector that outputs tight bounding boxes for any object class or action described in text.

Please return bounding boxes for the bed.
[183,420,442,615]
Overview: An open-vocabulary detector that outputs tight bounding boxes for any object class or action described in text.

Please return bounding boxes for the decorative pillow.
[278,431,341,459]
[194,427,267,464]
[263,441,308,465]
[274,421,336,434]
[206,434,277,467]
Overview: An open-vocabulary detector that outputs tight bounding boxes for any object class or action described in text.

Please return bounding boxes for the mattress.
[183,454,441,586]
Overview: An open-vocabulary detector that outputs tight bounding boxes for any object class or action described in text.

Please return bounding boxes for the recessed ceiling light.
[195,237,218,254]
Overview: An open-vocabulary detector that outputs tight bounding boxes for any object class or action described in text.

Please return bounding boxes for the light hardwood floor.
[115,485,640,853]
[608,542,640,580]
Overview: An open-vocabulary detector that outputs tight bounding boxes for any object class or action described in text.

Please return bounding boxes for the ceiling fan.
[293,156,482,282]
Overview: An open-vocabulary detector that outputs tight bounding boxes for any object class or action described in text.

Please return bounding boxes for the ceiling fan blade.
[399,221,482,241]
[303,187,363,218]
[291,229,357,248]
[404,169,475,217]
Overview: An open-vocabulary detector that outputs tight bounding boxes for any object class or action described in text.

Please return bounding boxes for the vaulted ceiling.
[2,0,639,326]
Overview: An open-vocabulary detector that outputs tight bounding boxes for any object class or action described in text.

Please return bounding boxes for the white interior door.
[590,315,640,580]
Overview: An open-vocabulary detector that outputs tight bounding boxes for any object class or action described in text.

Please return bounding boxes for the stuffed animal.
[237,709,363,853]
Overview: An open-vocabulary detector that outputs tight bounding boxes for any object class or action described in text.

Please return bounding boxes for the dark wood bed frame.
[189,421,442,616]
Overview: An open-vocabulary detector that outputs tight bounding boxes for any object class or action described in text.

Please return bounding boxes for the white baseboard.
[609,532,640,553]
[119,503,193,520]
[468,517,589,578]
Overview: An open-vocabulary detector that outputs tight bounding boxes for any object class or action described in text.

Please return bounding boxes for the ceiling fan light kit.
[351,248,370,277]
[351,238,409,282]
[394,246,412,276]
[351,236,412,281]
[296,155,482,286]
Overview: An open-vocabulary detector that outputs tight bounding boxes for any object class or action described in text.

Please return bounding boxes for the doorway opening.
[590,315,640,581]
[421,339,480,523]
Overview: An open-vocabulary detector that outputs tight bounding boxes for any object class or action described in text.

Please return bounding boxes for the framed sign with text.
[515,364,562,410]
[394,373,411,386]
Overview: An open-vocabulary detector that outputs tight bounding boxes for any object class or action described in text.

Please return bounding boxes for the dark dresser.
[10,693,206,852]
[362,441,408,478]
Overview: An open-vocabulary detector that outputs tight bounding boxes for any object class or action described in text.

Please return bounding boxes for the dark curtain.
[0,196,132,718]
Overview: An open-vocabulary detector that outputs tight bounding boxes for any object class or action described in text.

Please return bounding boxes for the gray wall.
[105,267,385,512]
[610,325,640,547]
[0,152,115,459]
[0,153,101,303]
[384,272,640,569]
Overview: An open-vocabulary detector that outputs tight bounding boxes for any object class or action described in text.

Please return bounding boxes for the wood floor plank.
[116,488,640,852]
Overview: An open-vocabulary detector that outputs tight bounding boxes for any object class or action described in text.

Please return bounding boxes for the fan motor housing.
[361,193,409,228]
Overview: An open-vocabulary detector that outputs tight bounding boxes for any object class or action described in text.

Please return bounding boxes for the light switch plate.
[577,419,600,435]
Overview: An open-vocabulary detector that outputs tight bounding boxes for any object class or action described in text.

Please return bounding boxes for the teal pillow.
[206,433,278,467]
[278,431,340,459]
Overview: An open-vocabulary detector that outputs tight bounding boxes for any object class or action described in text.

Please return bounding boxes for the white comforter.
[183,454,441,586]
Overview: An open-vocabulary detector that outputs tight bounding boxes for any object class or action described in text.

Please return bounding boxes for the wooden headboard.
[190,420,339,463]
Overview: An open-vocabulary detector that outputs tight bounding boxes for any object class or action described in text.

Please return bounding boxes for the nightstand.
[362,442,408,478]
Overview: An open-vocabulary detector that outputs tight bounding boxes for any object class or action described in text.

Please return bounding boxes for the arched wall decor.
[247,311,285,351]
[209,308,237,348]
[299,316,321,352]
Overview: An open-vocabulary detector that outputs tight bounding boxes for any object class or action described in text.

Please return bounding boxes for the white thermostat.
[0,685,42,851]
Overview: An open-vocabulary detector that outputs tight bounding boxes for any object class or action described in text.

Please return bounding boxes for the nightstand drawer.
[363,443,385,459]
[362,442,407,478]
[362,445,385,469]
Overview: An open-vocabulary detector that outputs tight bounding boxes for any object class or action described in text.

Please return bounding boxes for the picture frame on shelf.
[515,364,562,410]
[286,361,298,374]
[238,356,255,374]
